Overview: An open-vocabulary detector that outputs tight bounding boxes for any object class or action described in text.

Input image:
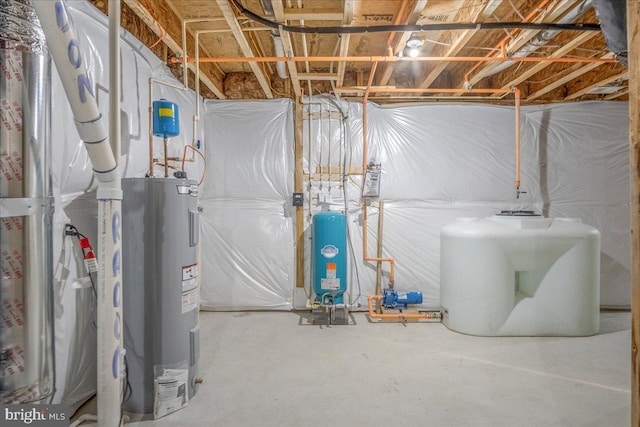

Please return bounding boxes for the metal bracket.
[0,197,54,218]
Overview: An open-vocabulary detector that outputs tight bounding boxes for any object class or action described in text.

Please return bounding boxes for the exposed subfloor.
[82,310,631,427]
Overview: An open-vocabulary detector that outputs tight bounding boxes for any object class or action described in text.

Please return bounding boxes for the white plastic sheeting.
[42,0,630,410]
[200,100,294,310]
[198,97,629,310]
[49,1,203,412]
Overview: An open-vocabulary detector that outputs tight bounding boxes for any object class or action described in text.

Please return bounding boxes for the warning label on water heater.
[181,264,199,313]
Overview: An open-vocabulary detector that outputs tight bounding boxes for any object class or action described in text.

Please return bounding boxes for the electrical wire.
[228,0,601,34]
[120,354,132,426]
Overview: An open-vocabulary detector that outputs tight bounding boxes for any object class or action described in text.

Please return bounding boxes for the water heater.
[312,212,347,305]
[122,177,200,415]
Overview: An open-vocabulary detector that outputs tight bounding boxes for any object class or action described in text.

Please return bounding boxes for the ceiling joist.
[271,1,302,98]
[565,70,628,100]
[122,0,226,99]
[527,52,615,100]
[216,0,273,98]
[96,0,626,103]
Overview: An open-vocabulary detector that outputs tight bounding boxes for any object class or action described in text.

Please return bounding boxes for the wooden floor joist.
[498,31,598,92]
[628,0,640,424]
[565,70,628,100]
[526,52,615,100]
[216,0,273,99]
[122,0,226,99]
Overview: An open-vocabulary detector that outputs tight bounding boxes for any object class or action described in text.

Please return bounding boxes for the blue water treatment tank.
[152,100,180,137]
[312,211,347,304]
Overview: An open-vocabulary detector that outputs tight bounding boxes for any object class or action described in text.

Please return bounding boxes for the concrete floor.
[81,310,631,427]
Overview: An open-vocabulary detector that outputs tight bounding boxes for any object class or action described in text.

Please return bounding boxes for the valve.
[516,186,527,200]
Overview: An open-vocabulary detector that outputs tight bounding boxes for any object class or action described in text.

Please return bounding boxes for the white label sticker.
[326,267,336,279]
[154,368,189,419]
[182,277,197,292]
[321,278,340,290]
[182,264,198,281]
[181,288,198,313]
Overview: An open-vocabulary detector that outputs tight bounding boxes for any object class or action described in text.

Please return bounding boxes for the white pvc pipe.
[181,18,224,90]
[110,0,121,164]
[32,2,123,427]
[32,0,119,198]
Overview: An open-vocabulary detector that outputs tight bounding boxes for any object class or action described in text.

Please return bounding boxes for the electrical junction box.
[362,163,381,198]
[292,192,304,206]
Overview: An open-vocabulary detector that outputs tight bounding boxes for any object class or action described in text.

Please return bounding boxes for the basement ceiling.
[93,0,628,103]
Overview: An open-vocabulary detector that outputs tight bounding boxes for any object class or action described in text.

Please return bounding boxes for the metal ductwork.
[593,0,627,67]
[271,31,288,79]
[477,0,594,80]
[0,0,55,404]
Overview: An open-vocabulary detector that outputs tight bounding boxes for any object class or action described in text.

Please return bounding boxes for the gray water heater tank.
[122,177,200,414]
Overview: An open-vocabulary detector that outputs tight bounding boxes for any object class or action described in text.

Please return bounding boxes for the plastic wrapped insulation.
[1,0,54,404]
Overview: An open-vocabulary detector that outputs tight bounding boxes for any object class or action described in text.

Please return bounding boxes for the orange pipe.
[515,87,521,191]
[171,55,614,64]
[148,106,154,177]
[464,0,552,83]
[386,0,410,49]
[362,63,396,285]
[368,295,441,320]
[346,87,515,94]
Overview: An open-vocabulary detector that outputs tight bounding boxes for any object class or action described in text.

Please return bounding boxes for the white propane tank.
[440,215,600,336]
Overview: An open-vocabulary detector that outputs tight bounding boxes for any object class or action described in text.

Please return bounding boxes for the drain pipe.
[33,2,122,427]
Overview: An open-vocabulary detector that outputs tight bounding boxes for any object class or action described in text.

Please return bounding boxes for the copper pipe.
[368,295,440,320]
[171,55,615,64]
[386,0,410,48]
[362,62,396,285]
[163,137,169,177]
[345,87,515,94]
[148,105,154,177]
[464,0,552,83]
[515,87,521,191]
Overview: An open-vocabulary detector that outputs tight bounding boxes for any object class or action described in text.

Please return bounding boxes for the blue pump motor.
[152,99,180,138]
[382,288,423,309]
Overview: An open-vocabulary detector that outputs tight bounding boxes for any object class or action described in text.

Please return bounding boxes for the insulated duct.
[0,0,55,404]
[593,0,627,67]
[271,31,288,79]
[476,0,593,80]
